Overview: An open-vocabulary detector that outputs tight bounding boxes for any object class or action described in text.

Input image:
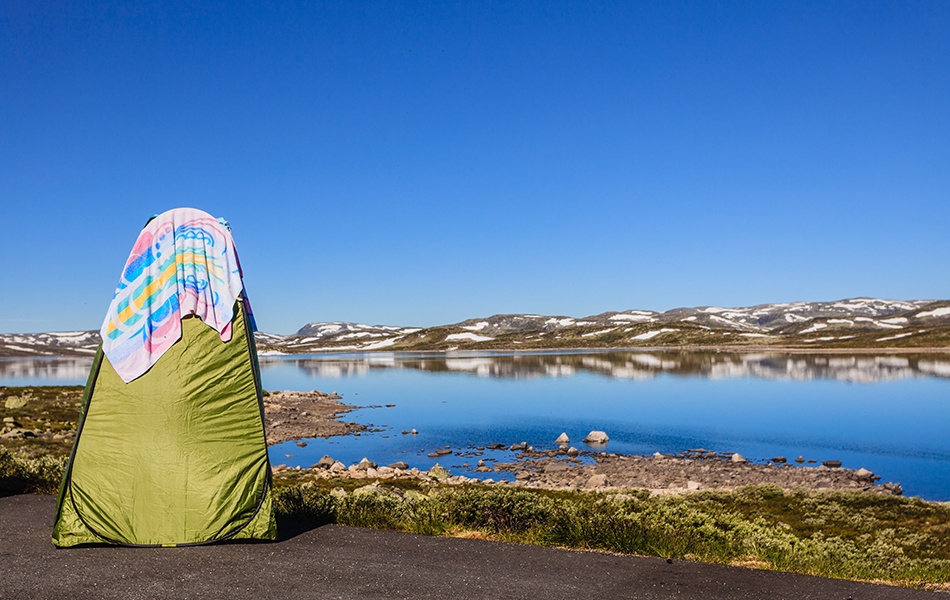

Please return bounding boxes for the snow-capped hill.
[295,321,419,340]
[2,298,948,357]
[0,330,99,357]
[455,314,575,336]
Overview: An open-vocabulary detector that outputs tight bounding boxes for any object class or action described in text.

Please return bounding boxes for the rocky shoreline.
[263,390,367,444]
[266,391,904,496]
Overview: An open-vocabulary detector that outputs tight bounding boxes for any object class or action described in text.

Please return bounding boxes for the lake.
[2,350,949,500]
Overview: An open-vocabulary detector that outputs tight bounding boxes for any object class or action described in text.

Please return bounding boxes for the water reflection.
[0,358,92,384]
[262,351,950,383]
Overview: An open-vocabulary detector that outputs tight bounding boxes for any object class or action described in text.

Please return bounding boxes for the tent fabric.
[53,302,276,547]
[100,207,250,383]
[53,208,275,548]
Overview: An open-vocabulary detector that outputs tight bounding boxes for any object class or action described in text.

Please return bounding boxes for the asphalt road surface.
[1,494,944,599]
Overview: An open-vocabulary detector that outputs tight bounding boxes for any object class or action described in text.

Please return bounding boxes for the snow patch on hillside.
[632,329,675,341]
[445,332,494,343]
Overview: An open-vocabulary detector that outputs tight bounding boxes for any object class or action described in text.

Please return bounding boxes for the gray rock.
[585,474,609,488]
[730,453,748,464]
[509,442,527,451]
[854,468,874,480]
[543,461,570,473]
[313,455,336,469]
[687,481,702,491]
[555,432,570,444]
[411,428,418,435]
[329,461,346,472]
[582,431,609,444]
[566,447,579,457]
[822,460,843,468]
[771,456,787,464]
[388,461,409,470]
[356,457,378,470]
[795,456,805,464]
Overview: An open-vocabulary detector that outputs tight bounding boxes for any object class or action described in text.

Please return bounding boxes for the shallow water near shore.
[3,350,949,500]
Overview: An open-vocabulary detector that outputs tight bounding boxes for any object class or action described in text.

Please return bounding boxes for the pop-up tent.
[52,208,276,547]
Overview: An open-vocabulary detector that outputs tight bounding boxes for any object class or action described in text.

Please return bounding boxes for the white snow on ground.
[682,316,697,321]
[338,332,383,340]
[875,332,915,342]
[784,314,809,323]
[462,321,491,331]
[700,307,727,314]
[880,317,909,325]
[854,317,903,329]
[609,314,655,322]
[918,307,950,318]
[632,328,675,341]
[545,318,576,327]
[3,345,47,353]
[827,319,853,325]
[739,333,768,338]
[708,315,761,330]
[445,332,495,343]
[800,323,828,334]
[582,327,617,337]
[804,337,837,343]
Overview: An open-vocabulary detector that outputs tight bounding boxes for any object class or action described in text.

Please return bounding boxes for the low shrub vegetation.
[273,481,950,589]
[0,446,65,494]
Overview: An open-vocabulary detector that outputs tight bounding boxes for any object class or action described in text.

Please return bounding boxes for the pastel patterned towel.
[100,207,252,383]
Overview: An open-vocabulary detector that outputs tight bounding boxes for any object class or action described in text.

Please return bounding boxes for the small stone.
[4,397,27,409]
[687,481,702,491]
[585,474,609,488]
[771,456,787,464]
[428,464,450,480]
[822,460,842,468]
[330,461,346,472]
[316,454,336,468]
[795,456,805,463]
[411,428,418,435]
[583,431,609,444]
[854,468,874,480]
[730,453,748,464]
[555,432,570,444]
[356,457,377,470]
[544,461,569,473]
[566,446,579,457]
[388,461,409,470]
[401,430,410,435]
[296,441,308,448]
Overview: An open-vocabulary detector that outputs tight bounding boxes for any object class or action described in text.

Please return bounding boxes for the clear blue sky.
[2,1,948,334]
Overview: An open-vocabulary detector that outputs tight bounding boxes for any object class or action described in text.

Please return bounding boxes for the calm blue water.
[3,351,949,500]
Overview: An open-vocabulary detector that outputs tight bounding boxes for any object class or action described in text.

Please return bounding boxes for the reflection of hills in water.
[0,358,92,381]
[265,352,950,383]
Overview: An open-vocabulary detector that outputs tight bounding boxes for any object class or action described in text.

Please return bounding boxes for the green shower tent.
[52,209,276,547]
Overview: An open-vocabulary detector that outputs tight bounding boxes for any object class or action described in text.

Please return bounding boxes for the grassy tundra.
[2,386,949,590]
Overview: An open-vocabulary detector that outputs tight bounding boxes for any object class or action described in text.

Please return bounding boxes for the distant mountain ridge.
[2,298,949,358]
